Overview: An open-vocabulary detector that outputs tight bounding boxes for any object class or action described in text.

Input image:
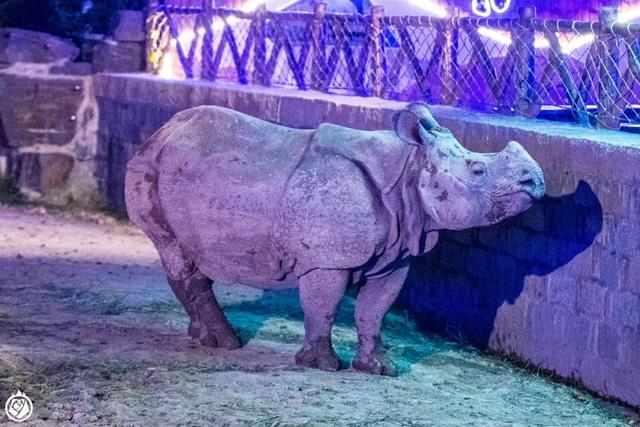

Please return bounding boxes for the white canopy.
[369,0,448,17]
[265,0,448,17]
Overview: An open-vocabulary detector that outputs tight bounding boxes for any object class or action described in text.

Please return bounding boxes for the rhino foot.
[352,352,397,376]
[295,337,339,371]
[189,320,241,350]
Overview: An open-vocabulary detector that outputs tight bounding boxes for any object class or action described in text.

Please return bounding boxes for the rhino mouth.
[487,191,536,223]
[495,184,544,203]
[518,177,545,200]
[493,190,534,201]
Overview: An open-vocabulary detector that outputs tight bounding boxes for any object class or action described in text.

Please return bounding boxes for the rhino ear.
[393,109,436,146]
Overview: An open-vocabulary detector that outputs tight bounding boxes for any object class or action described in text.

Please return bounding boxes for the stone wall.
[0,21,145,207]
[96,74,637,408]
[0,62,101,206]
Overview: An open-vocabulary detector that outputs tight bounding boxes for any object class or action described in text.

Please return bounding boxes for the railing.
[146,2,640,130]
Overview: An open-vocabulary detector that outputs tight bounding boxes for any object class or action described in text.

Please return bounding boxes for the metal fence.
[146,2,640,130]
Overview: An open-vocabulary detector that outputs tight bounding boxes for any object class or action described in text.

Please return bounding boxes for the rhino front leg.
[353,261,410,376]
[168,270,240,350]
[295,269,349,371]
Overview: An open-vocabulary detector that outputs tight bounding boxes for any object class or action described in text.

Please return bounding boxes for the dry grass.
[0,203,636,426]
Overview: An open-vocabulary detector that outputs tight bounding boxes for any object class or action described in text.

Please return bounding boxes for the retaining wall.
[93,74,640,407]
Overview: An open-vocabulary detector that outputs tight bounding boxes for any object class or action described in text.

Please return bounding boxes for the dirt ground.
[0,203,637,426]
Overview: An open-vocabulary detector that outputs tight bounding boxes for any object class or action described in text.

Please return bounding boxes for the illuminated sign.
[471,0,512,16]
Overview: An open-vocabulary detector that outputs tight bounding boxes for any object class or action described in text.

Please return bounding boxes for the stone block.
[113,10,145,42]
[465,247,492,277]
[593,249,623,289]
[18,152,74,192]
[600,181,624,216]
[439,240,467,271]
[278,96,329,129]
[581,206,604,245]
[528,303,557,346]
[608,292,640,327]
[565,316,595,355]
[0,28,79,64]
[520,203,545,232]
[547,276,577,308]
[0,74,84,147]
[50,61,93,76]
[613,220,639,258]
[324,102,393,131]
[550,197,580,241]
[224,89,281,125]
[597,323,619,360]
[503,227,533,262]
[577,278,606,318]
[538,235,562,268]
[624,259,640,296]
[92,40,144,73]
[619,326,640,370]
[488,254,518,281]
[522,275,547,302]
[477,224,502,249]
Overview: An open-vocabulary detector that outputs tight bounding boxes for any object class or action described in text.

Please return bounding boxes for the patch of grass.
[0,178,25,205]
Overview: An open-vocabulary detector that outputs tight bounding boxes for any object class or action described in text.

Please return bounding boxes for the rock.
[92,40,144,73]
[0,28,79,64]
[113,10,146,42]
[79,34,105,64]
[0,73,85,147]
[18,152,74,192]
[50,61,94,76]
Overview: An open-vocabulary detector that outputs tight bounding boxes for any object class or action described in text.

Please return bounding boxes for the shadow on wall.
[399,180,603,349]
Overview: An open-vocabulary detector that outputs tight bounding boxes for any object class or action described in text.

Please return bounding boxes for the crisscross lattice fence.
[147,1,640,130]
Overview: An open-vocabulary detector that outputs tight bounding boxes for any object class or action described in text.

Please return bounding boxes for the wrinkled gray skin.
[125,102,545,375]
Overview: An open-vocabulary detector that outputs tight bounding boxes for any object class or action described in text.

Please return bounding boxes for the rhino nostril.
[519,178,536,190]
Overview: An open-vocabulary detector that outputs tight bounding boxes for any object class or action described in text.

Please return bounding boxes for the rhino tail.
[124,127,195,281]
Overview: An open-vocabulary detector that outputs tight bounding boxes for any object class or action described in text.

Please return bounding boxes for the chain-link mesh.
[147,3,640,130]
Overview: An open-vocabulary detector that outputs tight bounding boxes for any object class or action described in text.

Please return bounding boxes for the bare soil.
[0,204,636,426]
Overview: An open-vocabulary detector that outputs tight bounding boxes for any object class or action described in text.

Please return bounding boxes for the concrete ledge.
[94,73,640,146]
[94,73,640,408]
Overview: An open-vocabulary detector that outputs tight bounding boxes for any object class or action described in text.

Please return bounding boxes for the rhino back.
[155,106,314,286]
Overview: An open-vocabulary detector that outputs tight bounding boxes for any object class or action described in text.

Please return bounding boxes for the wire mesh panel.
[146,3,640,130]
[261,12,313,89]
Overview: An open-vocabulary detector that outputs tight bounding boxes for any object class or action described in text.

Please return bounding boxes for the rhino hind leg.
[168,270,240,349]
[353,261,410,376]
[125,162,239,349]
[295,269,349,371]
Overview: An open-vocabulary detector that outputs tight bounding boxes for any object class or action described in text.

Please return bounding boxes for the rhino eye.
[470,162,486,177]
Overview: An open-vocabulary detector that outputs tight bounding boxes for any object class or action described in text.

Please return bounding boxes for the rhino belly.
[155,111,312,288]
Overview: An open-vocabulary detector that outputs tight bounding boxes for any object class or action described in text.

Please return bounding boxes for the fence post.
[513,6,537,117]
[201,0,215,80]
[597,6,621,129]
[441,7,459,105]
[311,2,327,91]
[253,3,267,85]
[145,0,159,73]
[369,5,385,98]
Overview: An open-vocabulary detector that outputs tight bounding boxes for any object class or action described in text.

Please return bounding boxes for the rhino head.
[395,103,545,231]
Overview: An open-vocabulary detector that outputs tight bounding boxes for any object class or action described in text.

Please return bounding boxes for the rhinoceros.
[125,102,544,375]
